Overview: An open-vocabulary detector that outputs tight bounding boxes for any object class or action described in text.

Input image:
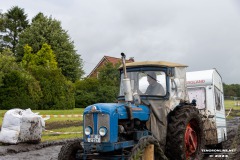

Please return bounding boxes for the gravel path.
[0,145,62,160]
[0,139,78,160]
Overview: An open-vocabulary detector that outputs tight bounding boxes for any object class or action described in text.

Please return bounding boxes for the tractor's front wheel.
[129,136,168,160]
[165,106,204,160]
[58,139,84,160]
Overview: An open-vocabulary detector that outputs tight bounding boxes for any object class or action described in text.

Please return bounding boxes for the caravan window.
[188,87,206,109]
[214,87,223,111]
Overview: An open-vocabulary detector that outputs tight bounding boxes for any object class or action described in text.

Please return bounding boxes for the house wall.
[88,56,134,78]
[90,59,108,78]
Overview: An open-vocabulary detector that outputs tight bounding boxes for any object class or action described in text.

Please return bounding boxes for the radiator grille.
[97,113,110,142]
[84,113,110,142]
[84,113,94,133]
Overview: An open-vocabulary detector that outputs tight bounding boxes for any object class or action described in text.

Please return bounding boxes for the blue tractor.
[58,53,204,160]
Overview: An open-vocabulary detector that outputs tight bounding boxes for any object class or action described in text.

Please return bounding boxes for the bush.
[75,78,99,108]
[31,67,75,110]
[20,44,75,110]
[75,77,119,108]
[0,70,42,110]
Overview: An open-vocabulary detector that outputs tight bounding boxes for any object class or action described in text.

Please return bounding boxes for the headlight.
[99,127,108,136]
[84,126,92,135]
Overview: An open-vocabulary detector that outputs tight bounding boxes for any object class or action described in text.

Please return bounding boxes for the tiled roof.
[105,56,134,64]
[87,55,134,77]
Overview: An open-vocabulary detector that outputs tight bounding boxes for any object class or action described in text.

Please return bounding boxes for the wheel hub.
[185,123,198,158]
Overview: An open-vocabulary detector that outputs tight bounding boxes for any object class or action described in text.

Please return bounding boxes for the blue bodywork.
[82,66,171,155]
[83,103,150,152]
[84,103,150,120]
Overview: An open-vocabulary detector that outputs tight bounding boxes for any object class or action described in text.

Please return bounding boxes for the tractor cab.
[118,60,189,108]
[118,55,191,150]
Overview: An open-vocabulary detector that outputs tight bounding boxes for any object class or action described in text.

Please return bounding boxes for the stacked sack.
[0,108,45,144]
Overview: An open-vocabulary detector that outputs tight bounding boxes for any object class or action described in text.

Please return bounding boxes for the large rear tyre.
[129,136,168,160]
[165,106,204,160]
[58,139,83,160]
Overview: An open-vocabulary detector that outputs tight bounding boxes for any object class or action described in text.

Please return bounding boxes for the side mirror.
[133,91,141,106]
[167,68,174,77]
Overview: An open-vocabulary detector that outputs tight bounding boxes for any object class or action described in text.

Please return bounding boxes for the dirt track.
[0,139,77,160]
[0,120,239,160]
[204,118,240,160]
[227,119,240,160]
[0,145,62,160]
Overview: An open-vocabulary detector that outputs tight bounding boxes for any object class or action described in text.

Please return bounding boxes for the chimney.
[129,57,134,62]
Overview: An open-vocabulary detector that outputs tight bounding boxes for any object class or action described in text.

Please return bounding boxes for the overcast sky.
[1,0,240,84]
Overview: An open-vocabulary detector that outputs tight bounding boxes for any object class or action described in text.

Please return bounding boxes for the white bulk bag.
[0,108,45,144]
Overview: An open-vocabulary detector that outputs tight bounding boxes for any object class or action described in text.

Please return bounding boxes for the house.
[88,55,134,78]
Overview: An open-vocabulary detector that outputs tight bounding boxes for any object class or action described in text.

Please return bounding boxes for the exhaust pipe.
[121,53,133,102]
[121,53,133,120]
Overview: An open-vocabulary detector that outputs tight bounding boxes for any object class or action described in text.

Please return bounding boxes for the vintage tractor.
[58,53,226,160]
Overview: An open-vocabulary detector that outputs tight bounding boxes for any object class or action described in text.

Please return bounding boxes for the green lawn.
[46,117,83,123]
[42,126,83,142]
[40,108,84,142]
[0,108,84,122]
[41,132,81,142]
[225,100,240,110]
[33,108,84,115]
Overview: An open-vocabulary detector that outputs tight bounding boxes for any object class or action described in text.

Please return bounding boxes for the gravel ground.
[0,139,78,160]
[0,119,239,160]
[0,145,61,160]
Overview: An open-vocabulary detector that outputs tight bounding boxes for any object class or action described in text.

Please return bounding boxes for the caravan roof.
[186,69,223,91]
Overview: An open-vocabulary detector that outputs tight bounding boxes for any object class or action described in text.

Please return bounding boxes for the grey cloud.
[1,0,240,83]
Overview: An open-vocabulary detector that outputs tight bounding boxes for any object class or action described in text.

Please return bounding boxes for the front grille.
[84,113,94,133]
[84,113,110,142]
[97,113,110,142]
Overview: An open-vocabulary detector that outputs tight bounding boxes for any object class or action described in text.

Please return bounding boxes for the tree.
[0,11,5,52]
[22,43,57,69]
[75,62,121,107]
[97,62,121,102]
[0,49,15,87]
[98,62,120,86]
[223,83,240,98]
[21,44,75,109]
[0,49,42,109]
[17,13,84,82]
[75,78,100,107]
[0,6,29,54]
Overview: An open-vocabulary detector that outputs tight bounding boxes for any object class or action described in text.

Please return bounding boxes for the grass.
[0,117,2,125]
[225,100,240,110]
[32,108,84,115]
[40,108,84,142]
[225,100,240,119]
[41,133,81,142]
[46,117,83,122]
[42,126,83,142]
[50,126,82,132]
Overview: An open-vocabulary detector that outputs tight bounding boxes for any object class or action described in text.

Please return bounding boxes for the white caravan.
[186,69,227,145]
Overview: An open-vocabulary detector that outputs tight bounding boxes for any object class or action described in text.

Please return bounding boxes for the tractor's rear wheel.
[58,139,84,160]
[129,136,168,160]
[165,106,204,160]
